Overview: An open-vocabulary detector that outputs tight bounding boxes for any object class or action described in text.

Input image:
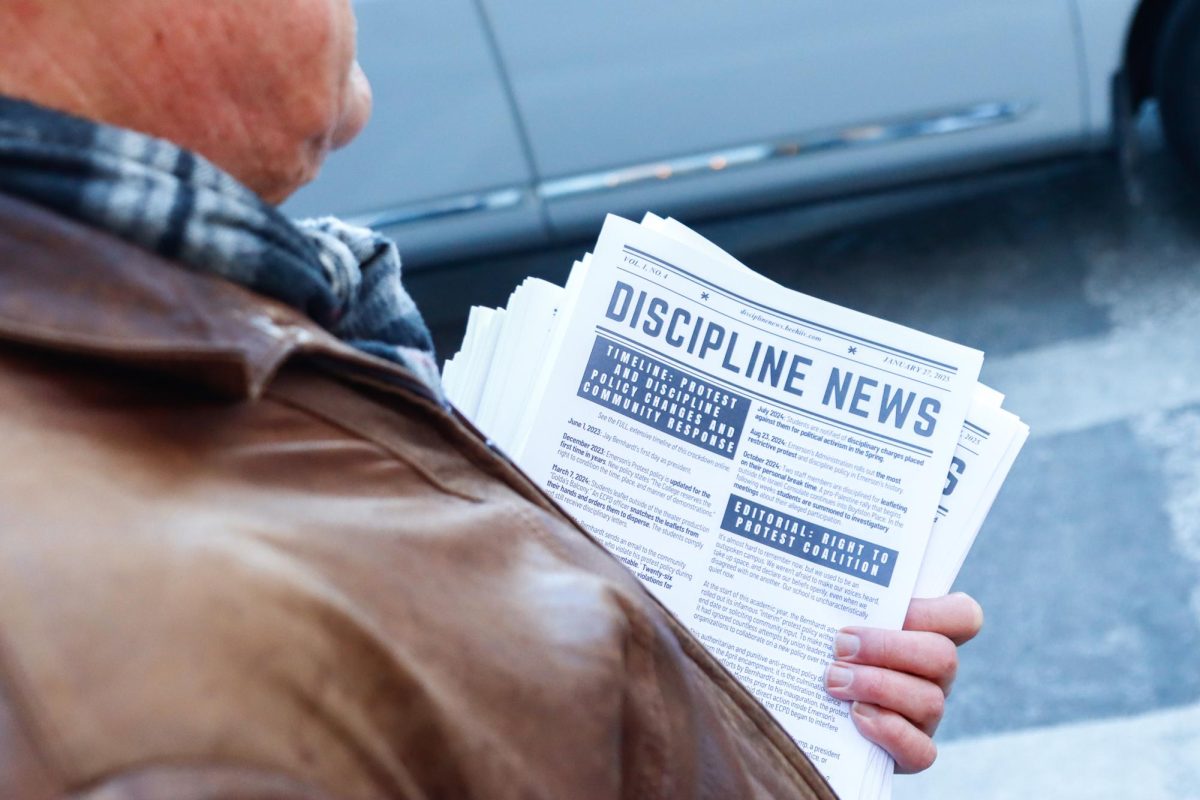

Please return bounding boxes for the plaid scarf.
[0,95,443,398]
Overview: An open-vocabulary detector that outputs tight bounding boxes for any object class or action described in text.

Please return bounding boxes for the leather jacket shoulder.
[0,193,836,800]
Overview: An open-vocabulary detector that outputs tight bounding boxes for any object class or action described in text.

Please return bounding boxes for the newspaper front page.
[513,216,983,795]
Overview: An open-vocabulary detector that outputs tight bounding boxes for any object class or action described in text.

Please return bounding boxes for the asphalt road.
[407,110,1200,799]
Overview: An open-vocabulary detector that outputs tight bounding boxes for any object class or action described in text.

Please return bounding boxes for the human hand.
[823,592,984,773]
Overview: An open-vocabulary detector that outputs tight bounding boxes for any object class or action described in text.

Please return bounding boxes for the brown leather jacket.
[0,193,836,800]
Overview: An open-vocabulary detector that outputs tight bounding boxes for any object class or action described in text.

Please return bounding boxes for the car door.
[284,0,546,266]
[480,0,1086,235]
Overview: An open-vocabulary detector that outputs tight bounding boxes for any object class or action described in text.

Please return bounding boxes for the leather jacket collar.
[0,192,439,404]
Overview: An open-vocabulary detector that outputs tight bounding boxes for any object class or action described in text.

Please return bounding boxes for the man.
[0,2,982,797]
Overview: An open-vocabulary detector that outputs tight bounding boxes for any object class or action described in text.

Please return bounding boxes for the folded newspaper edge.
[443,214,1028,800]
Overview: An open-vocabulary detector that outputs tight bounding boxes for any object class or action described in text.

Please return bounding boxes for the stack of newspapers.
[444,214,1028,800]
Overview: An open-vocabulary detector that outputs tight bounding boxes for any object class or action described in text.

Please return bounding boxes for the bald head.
[0,0,372,203]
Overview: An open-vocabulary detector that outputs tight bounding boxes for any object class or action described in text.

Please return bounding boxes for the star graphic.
[848,346,858,355]
[700,291,711,301]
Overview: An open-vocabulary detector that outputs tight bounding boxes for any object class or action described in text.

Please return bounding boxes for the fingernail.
[825,664,854,690]
[852,701,879,719]
[834,633,860,659]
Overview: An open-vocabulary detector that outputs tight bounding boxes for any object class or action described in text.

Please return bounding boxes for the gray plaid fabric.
[0,95,443,399]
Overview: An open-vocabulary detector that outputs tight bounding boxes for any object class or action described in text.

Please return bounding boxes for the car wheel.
[1156,0,1200,178]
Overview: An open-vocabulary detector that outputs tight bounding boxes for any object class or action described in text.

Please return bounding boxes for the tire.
[1156,0,1200,179]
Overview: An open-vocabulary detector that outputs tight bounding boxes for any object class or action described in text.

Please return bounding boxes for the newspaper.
[443,215,1027,800]
[626,216,1029,800]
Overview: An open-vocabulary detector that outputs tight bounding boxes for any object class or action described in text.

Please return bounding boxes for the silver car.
[287,0,1198,266]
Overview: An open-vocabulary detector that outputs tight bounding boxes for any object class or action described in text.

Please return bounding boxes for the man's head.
[0,0,372,204]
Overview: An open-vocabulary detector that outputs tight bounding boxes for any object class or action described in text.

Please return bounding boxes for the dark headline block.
[720,494,898,587]
[576,335,749,459]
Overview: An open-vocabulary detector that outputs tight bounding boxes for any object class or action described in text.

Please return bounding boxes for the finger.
[825,662,945,734]
[849,702,938,774]
[904,593,984,645]
[833,628,958,692]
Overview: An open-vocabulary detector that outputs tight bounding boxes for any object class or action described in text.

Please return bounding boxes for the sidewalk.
[895,702,1200,800]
